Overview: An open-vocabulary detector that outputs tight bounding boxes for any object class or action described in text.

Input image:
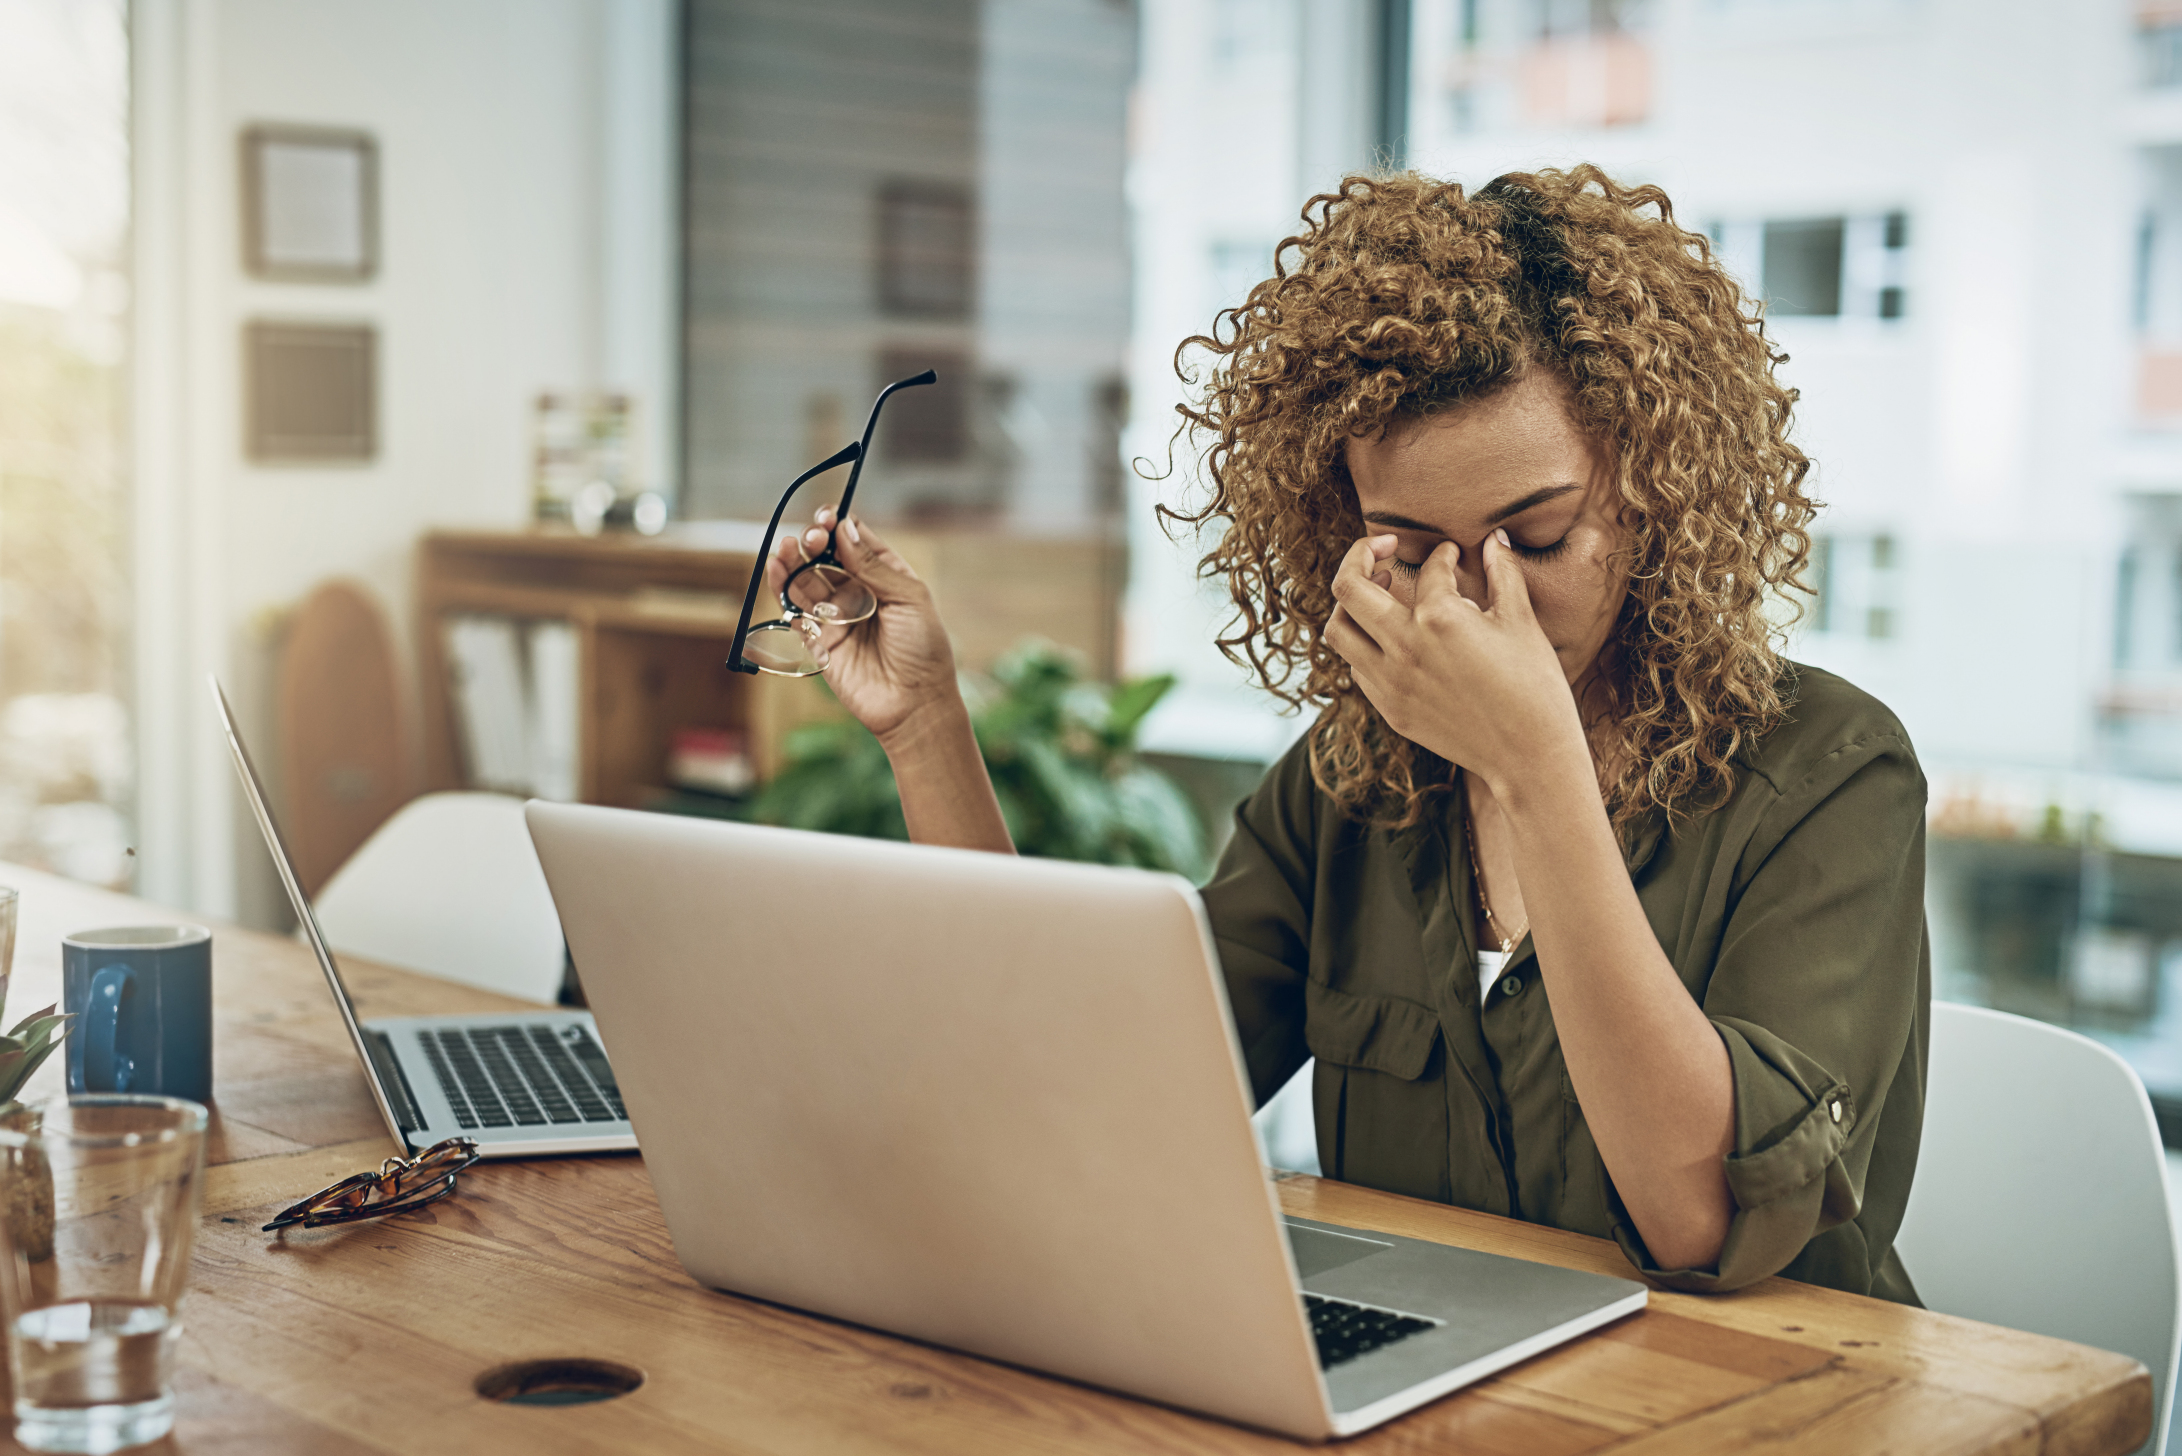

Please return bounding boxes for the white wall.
[1124,0,1374,761]
[131,0,677,922]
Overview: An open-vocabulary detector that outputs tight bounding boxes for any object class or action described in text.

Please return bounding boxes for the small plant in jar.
[0,997,73,1266]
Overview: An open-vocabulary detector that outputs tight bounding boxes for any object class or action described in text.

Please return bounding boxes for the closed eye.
[1392,535,1569,571]
[1510,533,1571,562]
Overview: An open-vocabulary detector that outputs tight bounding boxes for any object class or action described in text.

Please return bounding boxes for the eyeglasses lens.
[741,618,828,677]
[784,562,877,625]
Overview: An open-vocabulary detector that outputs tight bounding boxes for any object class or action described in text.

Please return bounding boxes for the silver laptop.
[212,678,635,1158]
[526,800,1644,1441]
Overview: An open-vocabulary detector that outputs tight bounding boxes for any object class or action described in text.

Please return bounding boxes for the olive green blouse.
[1205,663,1929,1302]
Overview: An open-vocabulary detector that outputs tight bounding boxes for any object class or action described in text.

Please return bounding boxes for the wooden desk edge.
[1275,1172,2153,1455]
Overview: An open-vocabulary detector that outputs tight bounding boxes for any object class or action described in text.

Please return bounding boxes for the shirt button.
[1499,975,1523,999]
[1828,1099,1843,1124]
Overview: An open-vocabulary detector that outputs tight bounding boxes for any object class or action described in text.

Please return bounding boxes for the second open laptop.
[526,800,1645,1441]
[211,678,635,1158]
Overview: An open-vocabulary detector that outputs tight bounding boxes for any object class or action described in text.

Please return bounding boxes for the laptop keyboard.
[417,1024,627,1131]
[1304,1294,1439,1369]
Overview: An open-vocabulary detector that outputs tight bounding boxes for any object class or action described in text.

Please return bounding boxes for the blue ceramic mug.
[62,926,213,1103]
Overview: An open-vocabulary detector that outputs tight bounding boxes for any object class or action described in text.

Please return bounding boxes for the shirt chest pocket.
[1302,980,1448,1201]
[1303,979,1441,1078]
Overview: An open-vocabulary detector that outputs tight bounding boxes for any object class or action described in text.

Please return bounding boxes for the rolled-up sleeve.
[1612,730,1927,1293]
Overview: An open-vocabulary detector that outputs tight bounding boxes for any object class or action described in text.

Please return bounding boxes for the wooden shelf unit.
[415,525,1123,811]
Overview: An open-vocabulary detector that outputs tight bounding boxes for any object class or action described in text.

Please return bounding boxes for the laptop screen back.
[208,676,401,1137]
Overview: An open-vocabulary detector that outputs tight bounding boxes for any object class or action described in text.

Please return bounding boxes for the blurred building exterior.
[1127,0,2182,1132]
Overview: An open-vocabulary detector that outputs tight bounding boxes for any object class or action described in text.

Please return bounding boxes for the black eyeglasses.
[728,369,938,677]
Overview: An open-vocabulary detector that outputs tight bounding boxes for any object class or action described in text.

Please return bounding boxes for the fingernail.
[845,517,861,545]
[1494,528,1511,548]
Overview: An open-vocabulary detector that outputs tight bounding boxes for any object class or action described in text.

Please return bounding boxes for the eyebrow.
[1362,483,1582,536]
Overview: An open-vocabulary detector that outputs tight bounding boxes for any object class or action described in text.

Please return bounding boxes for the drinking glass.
[0,885,20,1021]
[0,1096,207,1454]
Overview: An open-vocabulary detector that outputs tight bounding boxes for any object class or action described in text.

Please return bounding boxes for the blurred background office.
[0,0,2175,1180]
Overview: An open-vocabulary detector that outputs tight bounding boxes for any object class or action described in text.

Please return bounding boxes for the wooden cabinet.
[415,525,1122,811]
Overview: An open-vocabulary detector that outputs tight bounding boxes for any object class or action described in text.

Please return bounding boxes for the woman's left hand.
[1324,531,1588,795]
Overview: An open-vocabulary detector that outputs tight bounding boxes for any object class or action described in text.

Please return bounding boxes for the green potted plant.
[750,640,1207,879]
[0,1000,74,1266]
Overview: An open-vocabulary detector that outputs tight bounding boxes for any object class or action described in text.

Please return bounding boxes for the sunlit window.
[0,0,130,887]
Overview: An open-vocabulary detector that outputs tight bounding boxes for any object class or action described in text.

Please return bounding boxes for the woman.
[772,167,1926,1301]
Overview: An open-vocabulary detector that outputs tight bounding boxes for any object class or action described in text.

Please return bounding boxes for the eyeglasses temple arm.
[835,368,938,521]
[727,440,863,675]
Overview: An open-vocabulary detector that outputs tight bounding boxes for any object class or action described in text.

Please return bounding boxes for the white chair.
[1895,1002,2180,1456]
[310,792,567,1004]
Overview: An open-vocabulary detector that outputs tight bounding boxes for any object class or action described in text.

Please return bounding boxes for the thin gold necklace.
[1462,794,1529,955]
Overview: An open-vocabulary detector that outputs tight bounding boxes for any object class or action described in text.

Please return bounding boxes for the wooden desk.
[0,865,2150,1455]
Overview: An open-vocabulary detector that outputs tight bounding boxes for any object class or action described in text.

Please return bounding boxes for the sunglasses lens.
[740,619,828,677]
[784,563,877,626]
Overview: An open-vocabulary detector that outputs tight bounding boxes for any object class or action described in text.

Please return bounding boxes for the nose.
[1453,541,1490,608]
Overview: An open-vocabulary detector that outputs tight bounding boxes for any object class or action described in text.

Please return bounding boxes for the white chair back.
[1895,1002,2179,1456]
[311,792,566,1004]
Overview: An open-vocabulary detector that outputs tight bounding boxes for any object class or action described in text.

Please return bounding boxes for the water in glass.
[0,1097,206,1454]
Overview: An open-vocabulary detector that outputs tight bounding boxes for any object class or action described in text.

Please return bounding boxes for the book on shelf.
[443,614,583,801]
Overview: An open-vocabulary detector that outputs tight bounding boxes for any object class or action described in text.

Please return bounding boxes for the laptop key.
[417,1035,479,1130]
[434,1031,514,1126]
[503,1035,582,1122]
[525,1026,616,1121]
[559,1025,626,1120]
[1302,1293,1438,1369]
[469,1028,550,1125]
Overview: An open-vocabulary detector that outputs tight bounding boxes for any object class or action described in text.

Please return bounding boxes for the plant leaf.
[1103,673,1175,746]
[4,1005,57,1040]
[11,1014,70,1050]
[0,1037,65,1103]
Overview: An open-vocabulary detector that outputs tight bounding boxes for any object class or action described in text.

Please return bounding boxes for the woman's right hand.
[765,508,960,743]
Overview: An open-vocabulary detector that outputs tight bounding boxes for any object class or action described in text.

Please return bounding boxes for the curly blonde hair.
[1167,166,1817,835]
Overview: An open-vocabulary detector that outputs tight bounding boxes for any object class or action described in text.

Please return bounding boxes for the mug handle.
[85,964,135,1093]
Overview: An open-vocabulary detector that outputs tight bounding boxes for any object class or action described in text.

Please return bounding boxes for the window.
[1761,219,1843,317]
[2143,1,2182,87]
[1710,211,1909,321]
[877,181,974,320]
[0,0,132,887]
[1810,532,1899,640]
[1425,0,1653,135]
[2112,499,2182,672]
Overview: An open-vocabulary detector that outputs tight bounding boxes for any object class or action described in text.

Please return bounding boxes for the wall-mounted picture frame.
[876,179,973,319]
[244,320,376,463]
[240,124,378,283]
